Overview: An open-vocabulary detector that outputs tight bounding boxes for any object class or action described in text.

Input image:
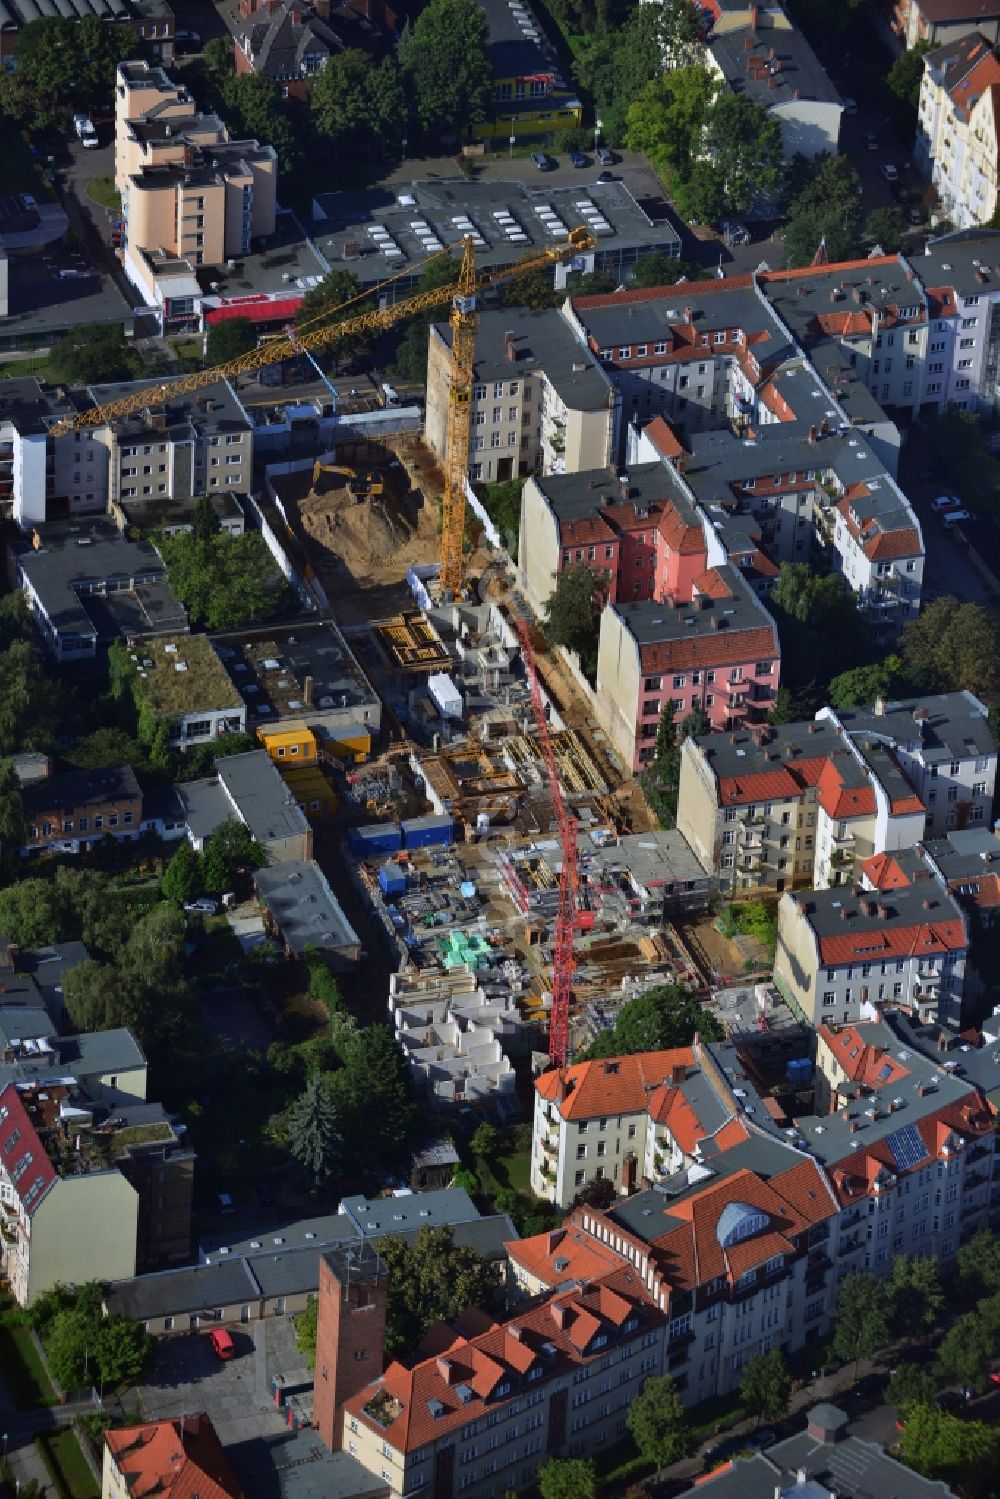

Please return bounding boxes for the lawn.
[85,175,120,212]
[490,1128,533,1196]
[0,354,61,383]
[0,1300,56,1407]
[37,1430,99,1499]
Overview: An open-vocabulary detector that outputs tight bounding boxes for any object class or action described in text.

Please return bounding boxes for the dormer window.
[717,1202,770,1248]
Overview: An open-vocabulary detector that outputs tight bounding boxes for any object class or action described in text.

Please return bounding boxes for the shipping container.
[401,814,455,850]
[380,863,407,896]
[349,822,403,854]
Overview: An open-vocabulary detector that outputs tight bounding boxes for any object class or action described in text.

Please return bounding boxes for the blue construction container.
[786,1057,814,1084]
[379,862,407,896]
[401,814,455,849]
[349,822,403,855]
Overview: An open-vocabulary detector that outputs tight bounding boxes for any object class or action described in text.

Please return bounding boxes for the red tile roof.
[572,275,754,311]
[643,416,686,460]
[818,1024,912,1089]
[0,1082,56,1218]
[559,514,617,546]
[860,852,913,890]
[344,1267,660,1452]
[536,1049,696,1120]
[817,757,876,819]
[658,501,707,557]
[693,568,734,600]
[506,1224,625,1289]
[105,1416,243,1499]
[638,624,777,674]
[950,42,1000,111]
[716,756,829,808]
[836,496,922,562]
[827,1093,998,1207]
[817,915,967,965]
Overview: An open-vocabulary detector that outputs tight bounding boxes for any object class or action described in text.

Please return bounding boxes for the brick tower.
[313,1242,389,1452]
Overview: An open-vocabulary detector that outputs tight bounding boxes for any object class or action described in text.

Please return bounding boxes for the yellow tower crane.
[49,227,596,592]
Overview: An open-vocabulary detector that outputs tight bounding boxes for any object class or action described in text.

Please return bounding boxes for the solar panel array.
[884,1122,928,1172]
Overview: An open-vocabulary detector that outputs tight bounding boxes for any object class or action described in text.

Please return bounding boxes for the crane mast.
[515,616,577,1070]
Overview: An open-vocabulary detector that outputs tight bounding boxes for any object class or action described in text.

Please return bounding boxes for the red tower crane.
[515,617,577,1071]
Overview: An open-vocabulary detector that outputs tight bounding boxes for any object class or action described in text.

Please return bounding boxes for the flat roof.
[217,750,311,845]
[255,860,359,954]
[600,829,711,889]
[176,777,233,843]
[0,259,133,345]
[201,210,330,307]
[690,716,842,790]
[614,564,776,645]
[211,621,380,726]
[533,460,695,525]
[0,376,74,436]
[131,635,243,720]
[920,227,1000,299]
[85,377,250,441]
[312,178,681,287]
[432,307,612,412]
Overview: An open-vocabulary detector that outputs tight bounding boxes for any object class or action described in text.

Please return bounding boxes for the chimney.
[874,696,886,716]
[544,1228,565,1254]
[550,1302,571,1330]
[671,1063,686,1084]
[840,906,849,920]
[505,330,517,362]
[808,425,817,443]
[684,306,695,324]
[750,2,758,26]
[436,1357,458,1384]
[619,472,630,500]
[819,418,829,436]
[922,897,932,910]
[303,674,314,707]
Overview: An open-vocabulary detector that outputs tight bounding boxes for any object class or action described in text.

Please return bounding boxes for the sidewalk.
[0,1363,57,1499]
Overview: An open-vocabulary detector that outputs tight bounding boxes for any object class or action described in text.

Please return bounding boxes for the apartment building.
[884,0,1000,52]
[0,1080,139,1305]
[103,1415,243,1499]
[707,11,844,162]
[821,691,997,838]
[916,33,1000,228]
[426,308,617,485]
[594,565,781,770]
[235,0,394,101]
[529,1041,752,1207]
[773,880,968,1028]
[22,766,143,855]
[115,60,277,320]
[177,749,313,862]
[477,0,582,144]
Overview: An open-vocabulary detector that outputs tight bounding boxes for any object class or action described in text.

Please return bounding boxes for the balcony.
[830,827,856,848]
[839,1234,864,1255]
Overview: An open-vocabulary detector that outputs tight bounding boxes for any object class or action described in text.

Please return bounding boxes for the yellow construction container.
[257,720,318,766]
[326,726,372,764]
[281,764,339,819]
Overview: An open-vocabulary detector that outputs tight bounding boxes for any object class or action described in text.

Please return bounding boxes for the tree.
[206,318,257,365]
[899,596,1000,697]
[0,640,62,756]
[888,1254,944,1341]
[294,1296,318,1367]
[0,877,67,947]
[888,1362,937,1414]
[580,982,722,1059]
[201,818,266,895]
[64,727,145,771]
[865,205,905,252]
[542,564,602,676]
[571,1177,617,1211]
[538,1458,598,1499]
[576,6,673,144]
[897,1403,999,1493]
[44,1307,92,1389]
[830,1271,891,1369]
[399,0,493,141]
[377,1225,499,1354]
[50,325,138,385]
[828,656,905,710]
[935,1296,1000,1393]
[740,1349,791,1424]
[192,496,221,544]
[298,268,363,325]
[0,759,25,883]
[782,154,863,268]
[203,34,234,82]
[329,1023,418,1173]
[632,252,694,289]
[624,67,716,193]
[287,1073,341,1188]
[221,73,300,171]
[156,530,297,631]
[771,562,870,702]
[311,50,405,158]
[682,92,782,221]
[161,841,204,905]
[92,1316,149,1387]
[886,41,932,124]
[0,15,142,124]
[497,268,560,311]
[922,407,1000,515]
[654,0,705,68]
[471,1122,498,1159]
[627,1375,690,1479]
[957,1229,1000,1297]
[390,253,462,382]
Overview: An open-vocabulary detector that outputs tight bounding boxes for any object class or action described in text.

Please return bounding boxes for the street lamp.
[509,117,517,158]
[594,117,603,152]
[401,136,407,161]
[2,1433,8,1461]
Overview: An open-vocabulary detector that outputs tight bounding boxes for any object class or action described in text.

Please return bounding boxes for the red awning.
[204,295,304,326]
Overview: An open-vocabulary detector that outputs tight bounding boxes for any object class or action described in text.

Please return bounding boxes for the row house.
[426,309,617,487]
[916,33,1000,228]
[773,880,969,1029]
[594,565,781,771]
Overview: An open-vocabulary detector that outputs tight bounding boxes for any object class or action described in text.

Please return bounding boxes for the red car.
[208,1327,235,1360]
[989,1369,1000,1387]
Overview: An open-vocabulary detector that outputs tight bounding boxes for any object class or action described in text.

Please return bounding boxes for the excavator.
[309,460,384,500]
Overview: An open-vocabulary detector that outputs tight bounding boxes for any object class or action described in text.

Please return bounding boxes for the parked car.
[73,113,98,148]
[208,1328,235,1361]
[931,493,961,512]
[595,147,615,165]
[596,170,614,183]
[881,163,899,183]
[218,1192,235,1214]
[569,150,588,168]
[908,206,923,224]
[174,28,200,48]
[531,151,556,171]
[865,131,878,150]
[989,1368,1000,1386]
[941,508,973,525]
[184,896,218,915]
